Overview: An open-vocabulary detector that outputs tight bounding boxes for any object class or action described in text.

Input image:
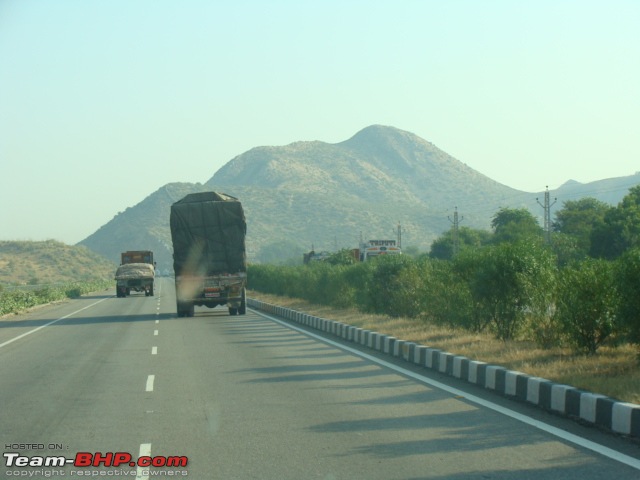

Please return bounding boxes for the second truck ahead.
[115,263,155,297]
[169,191,247,317]
[115,250,155,297]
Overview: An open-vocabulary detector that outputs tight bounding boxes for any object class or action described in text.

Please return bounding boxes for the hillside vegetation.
[0,240,116,286]
[78,125,640,269]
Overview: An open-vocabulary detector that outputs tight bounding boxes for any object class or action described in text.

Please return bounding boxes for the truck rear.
[115,263,155,297]
[169,191,247,317]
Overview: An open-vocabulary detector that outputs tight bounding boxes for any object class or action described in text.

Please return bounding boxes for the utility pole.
[397,223,402,249]
[448,207,463,256]
[537,186,557,245]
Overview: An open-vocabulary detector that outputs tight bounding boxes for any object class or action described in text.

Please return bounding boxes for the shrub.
[358,255,416,316]
[616,248,640,344]
[420,259,475,330]
[555,259,619,355]
[458,241,556,340]
[0,280,111,316]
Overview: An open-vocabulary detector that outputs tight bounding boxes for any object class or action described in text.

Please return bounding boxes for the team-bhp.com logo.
[4,451,188,468]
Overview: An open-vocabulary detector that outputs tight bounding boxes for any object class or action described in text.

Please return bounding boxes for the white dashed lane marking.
[145,375,155,392]
[136,443,152,480]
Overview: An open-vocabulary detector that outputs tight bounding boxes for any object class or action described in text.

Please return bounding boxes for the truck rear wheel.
[229,307,238,316]
[177,302,194,317]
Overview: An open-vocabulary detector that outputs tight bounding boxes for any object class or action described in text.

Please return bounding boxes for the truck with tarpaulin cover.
[169,191,247,317]
[115,262,155,297]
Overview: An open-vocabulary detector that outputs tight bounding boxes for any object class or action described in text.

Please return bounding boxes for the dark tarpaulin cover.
[170,192,247,275]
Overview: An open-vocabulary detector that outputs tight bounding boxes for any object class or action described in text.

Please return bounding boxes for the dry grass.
[249,291,640,405]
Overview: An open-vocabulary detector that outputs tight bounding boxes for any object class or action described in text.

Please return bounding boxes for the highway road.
[1,277,639,479]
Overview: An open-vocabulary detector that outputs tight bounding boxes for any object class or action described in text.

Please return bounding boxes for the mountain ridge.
[78,125,639,270]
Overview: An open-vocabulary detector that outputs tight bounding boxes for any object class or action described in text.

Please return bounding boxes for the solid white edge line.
[136,443,152,480]
[146,375,155,392]
[252,308,640,471]
[0,297,111,349]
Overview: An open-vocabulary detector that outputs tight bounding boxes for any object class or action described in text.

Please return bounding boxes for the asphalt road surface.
[1,278,639,479]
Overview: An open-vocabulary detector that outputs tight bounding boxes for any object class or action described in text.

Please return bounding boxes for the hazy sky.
[1,0,638,244]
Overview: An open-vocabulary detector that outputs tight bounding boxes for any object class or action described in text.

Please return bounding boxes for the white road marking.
[155,319,159,324]
[136,443,152,480]
[152,346,157,355]
[153,329,158,336]
[0,297,111,349]
[146,375,155,392]
[254,308,640,471]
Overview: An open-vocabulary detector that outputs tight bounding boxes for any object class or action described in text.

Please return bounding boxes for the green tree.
[552,197,608,256]
[362,254,416,316]
[452,248,493,332]
[555,259,619,355]
[616,247,640,344]
[429,227,491,260]
[591,186,640,259]
[420,258,475,330]
[463,241,556,340]
[326,249,358,266]
[491,208,544,244]
[550,233,584,267]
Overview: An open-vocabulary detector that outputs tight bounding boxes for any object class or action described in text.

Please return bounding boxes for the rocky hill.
[78,125,639,270]
[0,240,116,285]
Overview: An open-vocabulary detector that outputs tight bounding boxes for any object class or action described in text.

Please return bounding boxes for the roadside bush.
[458,241,556,341]
[616,248,640,345]
[359,255,417,316]
[248,263,356,309]
[555,259,619,355]
[451,249,493,333]
[341,261,374,311]
[0,280,111,316]
[247,264,281,295]
[248,244,637,352]
[419,259,475,330]
[384,259,425,318]
[302,262,345,307]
